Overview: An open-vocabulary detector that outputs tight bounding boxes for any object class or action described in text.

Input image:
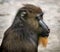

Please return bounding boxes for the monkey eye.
[36,13,43,20]
[37,12,43,17]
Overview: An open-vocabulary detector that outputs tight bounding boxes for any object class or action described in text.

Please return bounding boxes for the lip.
[38,31,49,37]
[40,33,49,37]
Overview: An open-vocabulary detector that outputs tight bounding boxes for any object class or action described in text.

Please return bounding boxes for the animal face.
[17,4,50,37]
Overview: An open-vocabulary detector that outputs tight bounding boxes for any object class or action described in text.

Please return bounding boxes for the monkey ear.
[16,9,27,17]
[20,9,27,17]
[18,9,27,22]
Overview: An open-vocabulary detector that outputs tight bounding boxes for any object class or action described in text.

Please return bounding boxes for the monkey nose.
[47,28,50,34]
[44,28,50,37]
[48,28,50,33]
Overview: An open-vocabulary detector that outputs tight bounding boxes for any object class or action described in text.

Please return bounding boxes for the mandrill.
[0,4,50,52]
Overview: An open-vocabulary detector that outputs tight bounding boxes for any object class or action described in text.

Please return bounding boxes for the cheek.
[30,20,39,31]
[33,21,39,29]
[27,19,39,28]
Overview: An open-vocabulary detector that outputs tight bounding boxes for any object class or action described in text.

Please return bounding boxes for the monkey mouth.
[39,32,49,37]
[38,32,49,47]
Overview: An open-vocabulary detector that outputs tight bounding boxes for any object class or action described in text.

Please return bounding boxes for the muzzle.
[39,19,50,37]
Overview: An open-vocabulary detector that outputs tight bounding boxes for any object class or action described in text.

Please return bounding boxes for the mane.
[8,6,38,47]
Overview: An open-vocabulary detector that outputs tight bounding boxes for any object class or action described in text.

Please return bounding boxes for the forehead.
[23,4,43,14]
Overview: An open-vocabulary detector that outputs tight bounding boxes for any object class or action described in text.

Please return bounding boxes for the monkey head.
[15,4,50,47]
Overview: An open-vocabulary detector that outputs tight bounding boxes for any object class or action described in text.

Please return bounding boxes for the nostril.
[48,28,50,33]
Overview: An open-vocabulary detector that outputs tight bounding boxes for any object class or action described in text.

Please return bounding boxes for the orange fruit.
[38,37,48,47]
